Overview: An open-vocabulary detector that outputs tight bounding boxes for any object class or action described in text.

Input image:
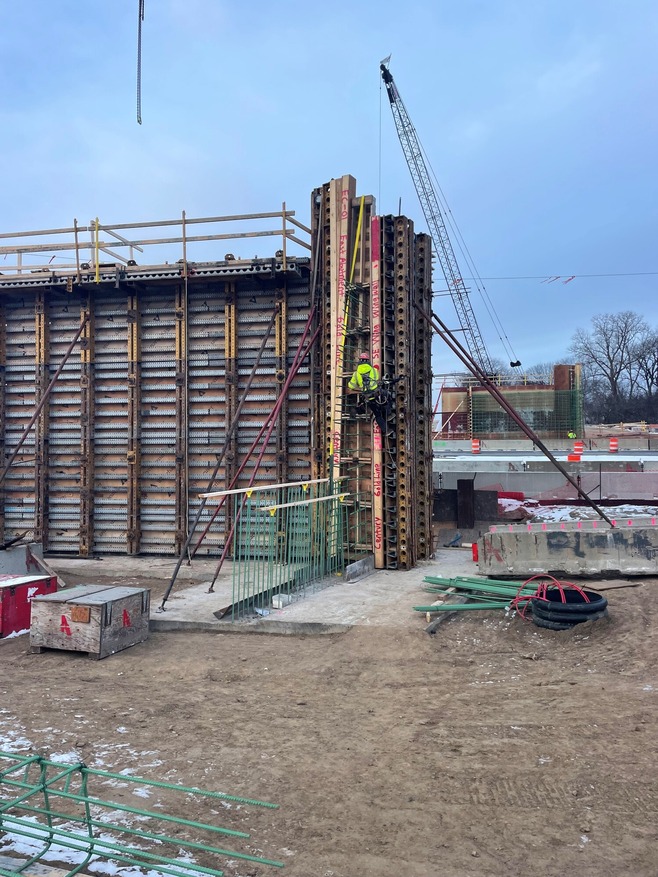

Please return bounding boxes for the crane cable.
[418,135,521,368]
[137,0,145,124]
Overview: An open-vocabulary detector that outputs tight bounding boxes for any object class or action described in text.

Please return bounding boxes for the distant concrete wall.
[478,525,658,576]
[434,438,658,453]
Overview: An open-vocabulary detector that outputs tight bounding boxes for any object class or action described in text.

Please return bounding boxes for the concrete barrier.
[478,523,658,577]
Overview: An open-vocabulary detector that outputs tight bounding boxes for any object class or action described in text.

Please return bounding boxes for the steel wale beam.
[416,305,615,527]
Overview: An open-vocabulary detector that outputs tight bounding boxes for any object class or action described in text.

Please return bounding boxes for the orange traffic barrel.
[573,440,584,455]
[471,439,481,454]
[610,437,619,453]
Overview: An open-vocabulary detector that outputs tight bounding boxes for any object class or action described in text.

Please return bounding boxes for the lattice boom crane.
[380,60,495,374]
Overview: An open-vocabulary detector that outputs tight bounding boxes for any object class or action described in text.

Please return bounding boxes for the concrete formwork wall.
[0,264,313,555]
[310,177,433,570]
[1,180,434,567]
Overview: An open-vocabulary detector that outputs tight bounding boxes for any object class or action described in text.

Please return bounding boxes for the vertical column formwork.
[370,216,385,568]
[343,196,374,556]
[381,216,398,567]
[126,289,141,554]
[413,233,433,560]
[79,292,95,556]
[330,175,356,488]
[33,290,49,547]
[392,217,414,569]
[310,181,333,482]
[174,282,188,554]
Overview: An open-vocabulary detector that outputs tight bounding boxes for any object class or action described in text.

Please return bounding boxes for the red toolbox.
[0,574,58,638]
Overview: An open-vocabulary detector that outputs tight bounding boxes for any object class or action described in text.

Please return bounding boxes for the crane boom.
[381,61,495,374]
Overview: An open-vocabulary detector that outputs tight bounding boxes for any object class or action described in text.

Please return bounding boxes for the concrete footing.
[478,517,658,576]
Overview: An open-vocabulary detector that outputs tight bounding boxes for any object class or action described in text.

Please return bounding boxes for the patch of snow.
[49,751,82,764]
[1,628,29,639]
[531,503,658,523]
[131,786,151,799]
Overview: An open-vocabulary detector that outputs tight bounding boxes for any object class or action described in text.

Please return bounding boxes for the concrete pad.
[151,550,476,632]
[46,550,481,635]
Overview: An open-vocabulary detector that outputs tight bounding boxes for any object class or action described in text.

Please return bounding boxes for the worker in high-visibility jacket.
[348,352,388,433]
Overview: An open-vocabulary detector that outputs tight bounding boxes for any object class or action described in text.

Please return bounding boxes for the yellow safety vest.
[348,364,379,393]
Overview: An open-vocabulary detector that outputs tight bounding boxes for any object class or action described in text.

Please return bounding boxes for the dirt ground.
[1,571,657,877]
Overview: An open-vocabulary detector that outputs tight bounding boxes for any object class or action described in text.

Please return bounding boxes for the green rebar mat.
[0,752,284,876]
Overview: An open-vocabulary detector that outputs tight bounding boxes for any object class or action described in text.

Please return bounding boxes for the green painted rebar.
[414,602,510,612]
[0,752,284,876]
[11,802,285,869]
[424,575,533,589]
[0,818,229,877]
[80,765,277,808]
[229,481,349,617]
[422,588,513,603]
[423,577,537,597]
[455,575,537,588]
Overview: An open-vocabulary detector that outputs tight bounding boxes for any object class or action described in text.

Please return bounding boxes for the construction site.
[1,25,657,877]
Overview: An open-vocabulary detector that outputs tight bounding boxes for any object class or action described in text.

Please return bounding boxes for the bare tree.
[570,311,650,401]
[570,311,655,421]
[634,330,658,399]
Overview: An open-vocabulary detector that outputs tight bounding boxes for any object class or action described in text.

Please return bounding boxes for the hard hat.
[359,352,370,360]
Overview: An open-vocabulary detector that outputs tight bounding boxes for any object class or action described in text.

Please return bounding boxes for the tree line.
[452,310,657,425]
[569,311,658,424]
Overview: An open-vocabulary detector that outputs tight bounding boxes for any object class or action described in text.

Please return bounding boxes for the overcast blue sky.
[1,0,657,372]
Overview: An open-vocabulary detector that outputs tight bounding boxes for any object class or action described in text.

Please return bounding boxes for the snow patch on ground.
[497,498,658,524]
[1,628,30,639]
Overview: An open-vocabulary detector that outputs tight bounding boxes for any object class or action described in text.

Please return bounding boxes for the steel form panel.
[92,293,130,553]
[33,290,49,546]
[370,215,385,568]
[2,296,37,538]
[274,283,288,484]
[0,302,5,538]
[174,281,188,553]
[310,181,332,481]
[42,294,85,553]
[223,281,239,539]
[126,288,141,553]
[138,287,177,554]
[392,217,414,569]
[414,234,433,559]
[186,286,228,551]
[381,216,399,567]
[330,176,356,487]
